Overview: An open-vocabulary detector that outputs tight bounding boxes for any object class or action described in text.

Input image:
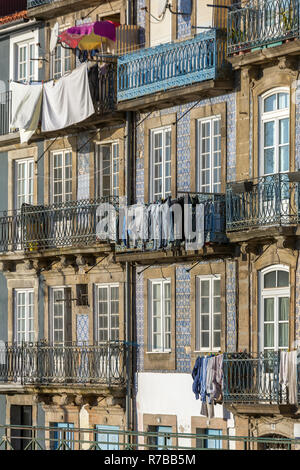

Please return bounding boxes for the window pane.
[279,297,289,321]
[277,270,289,287]
[278,93,289,110]
[201,332,209,349]
[279,323,289,348]
[264,94,277,112]
[264,298,274,321]
[264,271,276,288]
[264,324,274,348]
[264,121,274,147]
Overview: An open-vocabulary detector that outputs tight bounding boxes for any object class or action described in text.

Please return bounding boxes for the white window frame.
[95,284,120,343]
[14,158,34,210]
[50,287,71,346]
[95,141,119,197]
[259,87,290,177]
[148,278,171,353]
[51,44,71,80]
[50,149,73,204]
[150,126,172,201]
[196,274,221,352]
[10,29,39,83]
[197,115,221,193]
[259,265,290,353]
[14,289,35,344]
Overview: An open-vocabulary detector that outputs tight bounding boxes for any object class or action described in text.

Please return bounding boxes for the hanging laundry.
[279,350,298,406]
[42,63,95,132]
[10,82,43,144]
[184,195,205,251]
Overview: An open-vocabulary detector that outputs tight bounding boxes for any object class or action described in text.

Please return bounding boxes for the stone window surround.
[190,261,226,364]
[42,269,125,344]
[190,101,227,194]
[250,248,296,354]
[92,126,125,198]
[7,146,38,212]
[43,136,77,205]
[143,413,177,448]
[143,266,176,371]
[7,277,39,344]
[191,416,228,450]
[251,70,297,178]
[143,113,177,204]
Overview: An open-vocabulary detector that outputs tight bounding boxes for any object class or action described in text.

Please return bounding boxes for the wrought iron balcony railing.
[0,92,11,137]
[27,0,55,7]
[223,351,300,404]
[226,173,300,231]
[117,30,229,101]
[0,196,119,253]
[227,0,300,55]
[0,341,127,386]
[117,193,227,252]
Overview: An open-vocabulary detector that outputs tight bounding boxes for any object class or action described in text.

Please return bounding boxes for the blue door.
[157,426,172,450]
[95,425,120,450]
[206,429,222,449]
[51,422,74,450]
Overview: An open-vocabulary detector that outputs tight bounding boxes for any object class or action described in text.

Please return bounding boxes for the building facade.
[0,0,300,451]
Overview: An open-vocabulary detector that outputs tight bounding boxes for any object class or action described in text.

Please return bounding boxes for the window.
[10,405,32,451]
[14,289,34,343]
[260,89,289,176]
[196,428,222,449]
[10,31,39,83]
[95,284,119,342]
[15,159,34,210]
[95,425,120,450]
[148,279,171,352]
[51,44,71,80]
[76,284,89,306]
[197,116,221,193]
[259,266,290,353]
[150,127,171,201]
[95,142,119,197]
[50,288,72,345]
[50,423,74,450]
[196,275,221,352]
[147,426,172,450]
[51,150,72,203]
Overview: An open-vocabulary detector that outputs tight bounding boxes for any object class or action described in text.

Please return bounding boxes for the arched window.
[259,88,289,177]
[259,265,290,353]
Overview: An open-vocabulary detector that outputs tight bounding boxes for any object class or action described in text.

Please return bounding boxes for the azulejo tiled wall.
[136,93,236,202]
[135,260,237,373]
[226,260,237,352]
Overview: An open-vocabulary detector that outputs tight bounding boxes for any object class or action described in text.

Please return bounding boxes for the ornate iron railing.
[223,351,297,403]
[117,193,227,252]
[0,91,11,137]
[27,0,55,7]
[0,341,127,386]
[0,196,119,253]
[226,173,300,231]
[94,63,117,115]
[0,423,297,450]
[117,30,229,101]
[227,0,300,55]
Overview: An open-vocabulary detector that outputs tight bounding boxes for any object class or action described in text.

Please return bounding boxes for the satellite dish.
[157,0,169,18]
[50,22,59,53]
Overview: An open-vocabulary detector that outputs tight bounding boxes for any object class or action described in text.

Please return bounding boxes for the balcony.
[116,194,229,261]
[227,0,300,56]
[117,30,232,110]
[0,196,118,254]
[223,351,299,407]
[0,342,127,387]
[226,173,300,238]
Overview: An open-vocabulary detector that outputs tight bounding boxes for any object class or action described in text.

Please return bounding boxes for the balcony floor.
[117,78,234,113]
[228,38,300,69]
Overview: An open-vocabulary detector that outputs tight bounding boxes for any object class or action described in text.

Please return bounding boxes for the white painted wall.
[196,0,214,32]
[150,0,172,47]
[136,372,235,448]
